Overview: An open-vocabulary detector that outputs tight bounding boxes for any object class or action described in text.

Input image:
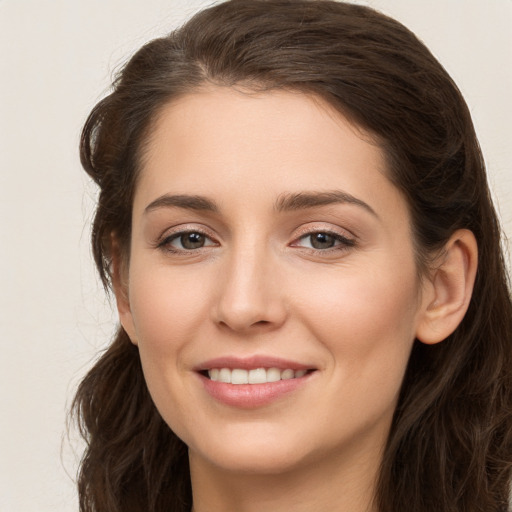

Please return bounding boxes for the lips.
[196,356,316,408]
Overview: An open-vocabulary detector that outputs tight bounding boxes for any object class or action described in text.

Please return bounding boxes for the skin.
[115,87,477,512]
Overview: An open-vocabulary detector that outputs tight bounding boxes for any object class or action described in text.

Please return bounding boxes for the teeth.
[231,369,248,385]
[207,367,309,384]
[248,368,267,384]
[267,367,281,382]
[281,369,294,380]
[218,368,231,383]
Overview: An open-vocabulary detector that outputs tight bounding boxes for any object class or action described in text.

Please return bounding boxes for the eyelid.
[153,222,356,253]
[290,224,357,251]
[155,224,219,251]
[291,223,356,242]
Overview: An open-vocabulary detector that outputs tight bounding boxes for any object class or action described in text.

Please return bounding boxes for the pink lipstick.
[196,356,316,408]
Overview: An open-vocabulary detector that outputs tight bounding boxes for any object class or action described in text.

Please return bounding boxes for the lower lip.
[199,373,313,408]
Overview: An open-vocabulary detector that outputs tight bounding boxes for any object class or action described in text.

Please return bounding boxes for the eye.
[306,232,337,250]
[293,231,355,251]
[159,230,217,251]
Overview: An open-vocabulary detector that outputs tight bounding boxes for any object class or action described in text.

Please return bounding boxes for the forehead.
[145,87,378,163]
[134,87,403,220]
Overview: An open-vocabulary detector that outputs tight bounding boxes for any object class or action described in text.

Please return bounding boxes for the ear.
[416,229,478,345]
[111,234,138,345]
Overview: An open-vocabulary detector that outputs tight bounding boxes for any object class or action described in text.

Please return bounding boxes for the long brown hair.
[73,1,512,510]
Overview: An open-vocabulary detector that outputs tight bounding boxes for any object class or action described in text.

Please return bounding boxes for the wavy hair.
[73,1,512,510]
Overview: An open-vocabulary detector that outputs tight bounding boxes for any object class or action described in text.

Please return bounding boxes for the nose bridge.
[213,235,285,332]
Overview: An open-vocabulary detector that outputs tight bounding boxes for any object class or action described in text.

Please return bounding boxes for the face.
[117,87,429,477]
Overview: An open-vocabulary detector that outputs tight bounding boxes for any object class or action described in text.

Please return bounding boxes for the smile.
[208,367,309,384]
[197,357,316,408]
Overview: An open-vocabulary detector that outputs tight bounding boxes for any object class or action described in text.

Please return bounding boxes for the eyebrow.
[144,190,377,217]
[145,194,219,214]
[274,190,378,217]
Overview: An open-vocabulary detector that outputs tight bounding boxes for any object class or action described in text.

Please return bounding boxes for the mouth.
[202,367,314,385]
[197,357,317,408]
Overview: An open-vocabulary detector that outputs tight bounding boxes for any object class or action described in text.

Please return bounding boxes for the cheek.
[126,265,210,432]
[128,263,210,357]
[299,260,420,384]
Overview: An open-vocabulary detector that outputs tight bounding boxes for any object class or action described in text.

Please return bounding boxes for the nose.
[212,242,287,333]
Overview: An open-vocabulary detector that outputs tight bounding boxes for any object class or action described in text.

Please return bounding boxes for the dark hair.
[73,1,512,510]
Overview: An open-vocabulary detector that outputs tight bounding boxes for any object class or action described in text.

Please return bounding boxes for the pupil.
[181,232,205,249]
[311,233,334,249]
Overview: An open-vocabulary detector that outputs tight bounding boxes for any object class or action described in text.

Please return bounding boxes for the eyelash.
[291,230,356,253]
[157,229,218,253]
[156,228,356,254]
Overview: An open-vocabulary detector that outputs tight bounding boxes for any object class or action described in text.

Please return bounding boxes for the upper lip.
[195,355,315,371]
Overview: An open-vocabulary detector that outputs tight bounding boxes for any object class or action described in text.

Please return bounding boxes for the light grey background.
[0,1,510,510]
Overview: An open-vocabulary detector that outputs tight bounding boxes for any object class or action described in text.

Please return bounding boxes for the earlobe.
[111,235,138,346]
[416,229,478,345]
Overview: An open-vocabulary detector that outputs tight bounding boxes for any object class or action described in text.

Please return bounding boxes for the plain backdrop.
[0,1,510,510]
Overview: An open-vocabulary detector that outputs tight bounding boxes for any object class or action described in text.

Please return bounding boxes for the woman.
[73,1,512,511]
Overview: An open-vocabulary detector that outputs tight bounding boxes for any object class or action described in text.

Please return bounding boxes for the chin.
[184,417,353,478]
[191,441,313,476]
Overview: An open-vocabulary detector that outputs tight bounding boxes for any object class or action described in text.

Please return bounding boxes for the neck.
[189,441,382,512]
